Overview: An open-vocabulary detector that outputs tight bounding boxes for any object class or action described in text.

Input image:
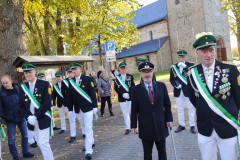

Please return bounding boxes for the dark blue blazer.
[52,82,64,108]
[19,79,52,131]
[114,73,135,102]
[188,60,240,138]
[131,80,173,141]
[67,75,97,113]
[170,61,194,97]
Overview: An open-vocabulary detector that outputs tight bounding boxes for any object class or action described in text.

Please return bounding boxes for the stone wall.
[138,20,168,43]
[166,0,206,64]
[157,39,172,71]
[166,0,232,64]
[202,0,232,60]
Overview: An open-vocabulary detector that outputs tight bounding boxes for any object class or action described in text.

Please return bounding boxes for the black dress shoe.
[85,153,92,160]
[190,126,197,134]
[125,129,130,135]
[13,156,20,160]
[110,113,114,116]
[83,134,86,138]
[30,141,38,148]
[53,127,60,130]
[59,130,65,134]
[69,137,76,143]
[23,152,34,158]
[175,125,185,133]
[83,144,95,151]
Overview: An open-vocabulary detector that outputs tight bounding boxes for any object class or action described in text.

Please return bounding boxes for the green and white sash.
[0,125,6,140]
[70,79,92,103]
[54,84,63,98]
[63,79,69,88]
[191,67,240,129]
[116,76,129,92]
[21,83,53,137]
[172,64,187,85]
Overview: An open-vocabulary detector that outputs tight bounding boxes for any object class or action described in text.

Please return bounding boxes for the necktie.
[180,66,183,74]
[148,86,154,105]
[205,68,212,77]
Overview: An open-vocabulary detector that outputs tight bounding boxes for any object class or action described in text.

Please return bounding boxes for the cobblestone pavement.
[2,78,215,160]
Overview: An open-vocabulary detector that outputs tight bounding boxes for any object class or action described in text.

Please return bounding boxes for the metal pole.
[169,127,178,160]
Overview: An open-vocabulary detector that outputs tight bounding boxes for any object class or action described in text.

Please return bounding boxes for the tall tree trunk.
[97,35,103,66]
[0,0,25,83]
[236,17,240,59]
[32,13,47,55]
[67,8,75,51]
[56,8,64,55]
[43,0,50,55]
[24,17,41,55]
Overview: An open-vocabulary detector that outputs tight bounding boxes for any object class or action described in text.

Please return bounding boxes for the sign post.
[105,41,116,62]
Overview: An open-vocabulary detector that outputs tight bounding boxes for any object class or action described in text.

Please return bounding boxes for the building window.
[149,31,153,40]
[175,0,179,5]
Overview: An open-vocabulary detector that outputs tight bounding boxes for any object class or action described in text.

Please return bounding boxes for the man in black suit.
[67,63,97,160]
[170,50,196,134]
[52,72,69,134]
[131,62,173,160]
[19,64,54,160]
[188,32,240,160]
[114,62,135,135]
[61,67,77,143]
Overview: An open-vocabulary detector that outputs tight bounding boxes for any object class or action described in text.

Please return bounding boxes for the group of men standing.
[17,62,97,160]
[1,32,240,160]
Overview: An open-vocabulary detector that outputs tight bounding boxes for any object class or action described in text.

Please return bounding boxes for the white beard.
[143,78,152,82]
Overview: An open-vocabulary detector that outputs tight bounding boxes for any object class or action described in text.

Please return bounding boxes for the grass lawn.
[133,70,170,81]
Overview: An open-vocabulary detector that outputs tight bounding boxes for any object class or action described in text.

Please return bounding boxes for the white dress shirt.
[178,61,185,74]
[75,74,81,85]
[144,82,153,95]
[29,78,37,114]
[202,60,215,93]
[58,82,61,89]
[121,74,126,82]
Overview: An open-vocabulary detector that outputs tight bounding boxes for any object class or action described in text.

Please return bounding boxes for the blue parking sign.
[105,41,115,51]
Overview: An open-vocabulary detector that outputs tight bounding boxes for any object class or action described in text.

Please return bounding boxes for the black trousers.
[100,96,113,115]
[141,139,167,160]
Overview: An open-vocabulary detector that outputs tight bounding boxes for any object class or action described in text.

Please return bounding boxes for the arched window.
[216,37,227,61]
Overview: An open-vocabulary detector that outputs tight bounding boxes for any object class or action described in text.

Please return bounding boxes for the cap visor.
[198,45,215,50]
[140,69,153,72]
[178,55,186,57]
[23,69,34,72]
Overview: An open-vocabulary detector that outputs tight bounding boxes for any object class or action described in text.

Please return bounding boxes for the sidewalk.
[2,78,204,160]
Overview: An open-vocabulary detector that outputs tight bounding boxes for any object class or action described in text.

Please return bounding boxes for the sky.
[137,0,237,48]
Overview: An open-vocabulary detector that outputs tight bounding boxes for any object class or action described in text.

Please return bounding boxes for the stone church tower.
[166,0,231,64]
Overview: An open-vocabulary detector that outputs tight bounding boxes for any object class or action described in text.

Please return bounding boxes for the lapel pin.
[214,94,220,98]
[222,94,227,100]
